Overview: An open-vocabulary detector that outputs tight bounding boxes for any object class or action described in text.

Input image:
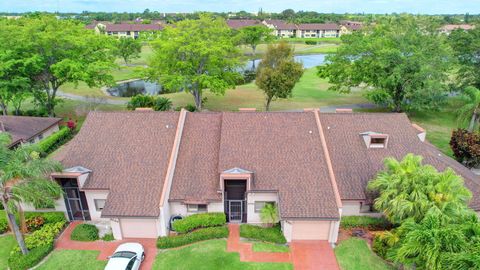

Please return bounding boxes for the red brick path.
[55,221,157,270]
[226,224,340,270]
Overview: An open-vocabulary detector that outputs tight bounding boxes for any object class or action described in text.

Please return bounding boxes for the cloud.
[1,0,479,14]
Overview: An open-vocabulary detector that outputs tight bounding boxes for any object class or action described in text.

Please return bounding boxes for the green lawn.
[152,239,293,270]
[0,235,16,270]
[251,242,290,253]
[36,250,107,270]
[335,238,394,270]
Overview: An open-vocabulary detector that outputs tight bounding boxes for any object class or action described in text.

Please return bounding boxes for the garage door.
[120,219,158,238]
[291,221,330,240]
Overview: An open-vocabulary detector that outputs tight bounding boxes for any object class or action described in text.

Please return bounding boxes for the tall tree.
[457,86,480,132]
[318,16,452,112]
[256,42,304,111]
[449,27,480,89]
[115,37,142,65]
[367,154,472,224]
[147,15,241,110]
[3,15,116,116]
[0,133,62,255]
[239,25,273,57]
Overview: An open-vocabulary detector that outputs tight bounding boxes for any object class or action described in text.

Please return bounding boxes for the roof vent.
[335,108,353,113]
[360,132,389,149]
[238,108,256,112]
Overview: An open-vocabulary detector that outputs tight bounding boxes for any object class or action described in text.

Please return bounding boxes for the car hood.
[105,258,130,270]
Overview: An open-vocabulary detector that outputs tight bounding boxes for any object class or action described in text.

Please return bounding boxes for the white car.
[105,243,145,270]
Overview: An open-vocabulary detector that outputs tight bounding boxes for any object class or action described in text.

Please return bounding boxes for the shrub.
[26,216,45,232]
[37,127,73,156]
[305,40,317,45]
[157,226,228,249]
[450,129,480,168]
[184,104,197,112]
[101,233,115,241]
[70,224,99,241]
[20,222,65,251]
[173,212,226,233]
[127,94,155,110]
[340,216,391,231]
[240,224,286,244]
[8,244,53,270]
[0,217,8,234]
[153,97,173,111]
[372,233,389,259]
[24,212,67,225]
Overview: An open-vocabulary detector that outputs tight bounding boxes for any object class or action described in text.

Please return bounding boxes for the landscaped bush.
[0,216,8,234]
[173,212,226,233]
[305,40,317,45]
[70,224,99,241]
[8,244,53,270]
[157,226,228,249]
[24,211,67,225]
[25,216,45,232]
[450,129,480,168]
[101,233,115,241]
[153,97,173,111]
[37,127,73,156]
[8,221,65,270]
[372,233,389,259]
[340,216,391,231]
[240,224,286,244]
[127,94,173,111]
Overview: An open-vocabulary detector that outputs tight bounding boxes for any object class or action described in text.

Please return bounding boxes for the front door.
[57,178,91,221]
[228,200,243,222]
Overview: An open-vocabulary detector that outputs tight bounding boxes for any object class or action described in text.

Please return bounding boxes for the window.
[370,136,388,148]
[187,204,207,213]
[254,201,275,213]
[94,199,106,211]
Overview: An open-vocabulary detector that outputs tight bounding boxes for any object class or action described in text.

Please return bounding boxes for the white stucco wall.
[169,202,224,217]
[281,220,293,242]
[110,218,122,240]
[342,200,381,217]
[19,195,67,217]
[84,190,109,221]
[246,192,279,224]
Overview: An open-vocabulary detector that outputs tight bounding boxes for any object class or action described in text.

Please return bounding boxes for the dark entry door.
[58,178,91,221]
[224,180,247,223]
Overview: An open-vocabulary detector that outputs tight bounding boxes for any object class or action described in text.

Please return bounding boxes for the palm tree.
[367,154,472,224]
[0,133,62,255]
[394,213,469,270]
[260,203,279,227]
[457,86,480,132]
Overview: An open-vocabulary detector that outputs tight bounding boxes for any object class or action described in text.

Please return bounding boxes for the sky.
[1,0,480,14]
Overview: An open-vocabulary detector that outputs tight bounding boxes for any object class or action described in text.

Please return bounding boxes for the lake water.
[106,53,326,97]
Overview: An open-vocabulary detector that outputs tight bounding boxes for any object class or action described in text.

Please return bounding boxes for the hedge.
[240,224,286,244]
[24,212,67,224]
[8,244,53,270]
[157,226,228,249]
[37,127,73,156]
[0,216,8,234]
[172,212,226,233]
[70,224,99,241]
[340,216,391,230]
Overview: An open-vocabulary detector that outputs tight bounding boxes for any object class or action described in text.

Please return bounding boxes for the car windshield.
[110,251,136,259]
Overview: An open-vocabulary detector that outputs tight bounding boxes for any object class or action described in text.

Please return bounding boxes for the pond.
[106,54,327,97]
[106,80,162,97]
[244,53,326,70]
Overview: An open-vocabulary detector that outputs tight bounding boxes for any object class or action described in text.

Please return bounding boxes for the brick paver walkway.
[55,221,157,270]
[226,224,340,270]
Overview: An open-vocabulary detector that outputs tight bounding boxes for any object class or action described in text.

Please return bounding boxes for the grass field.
[251,242,290,253]
[36,250,107,270]
[153,239,292,270]
[0,235,16,270]
[335,238,394,270]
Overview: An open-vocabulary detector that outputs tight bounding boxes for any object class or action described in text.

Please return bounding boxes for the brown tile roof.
[265,20,298,30]
[297,23,340,31]
[227,19,262,29]
[0,116,61,147]
[105,23,163,32]
[440,24,475,31]
[57,111,179,217]
[320,113,480,210]
[218,112,340,219]
[169,113,222,203]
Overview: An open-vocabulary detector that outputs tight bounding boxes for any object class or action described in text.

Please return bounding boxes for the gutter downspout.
[158,109,187,236]
[313,109,343,247]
